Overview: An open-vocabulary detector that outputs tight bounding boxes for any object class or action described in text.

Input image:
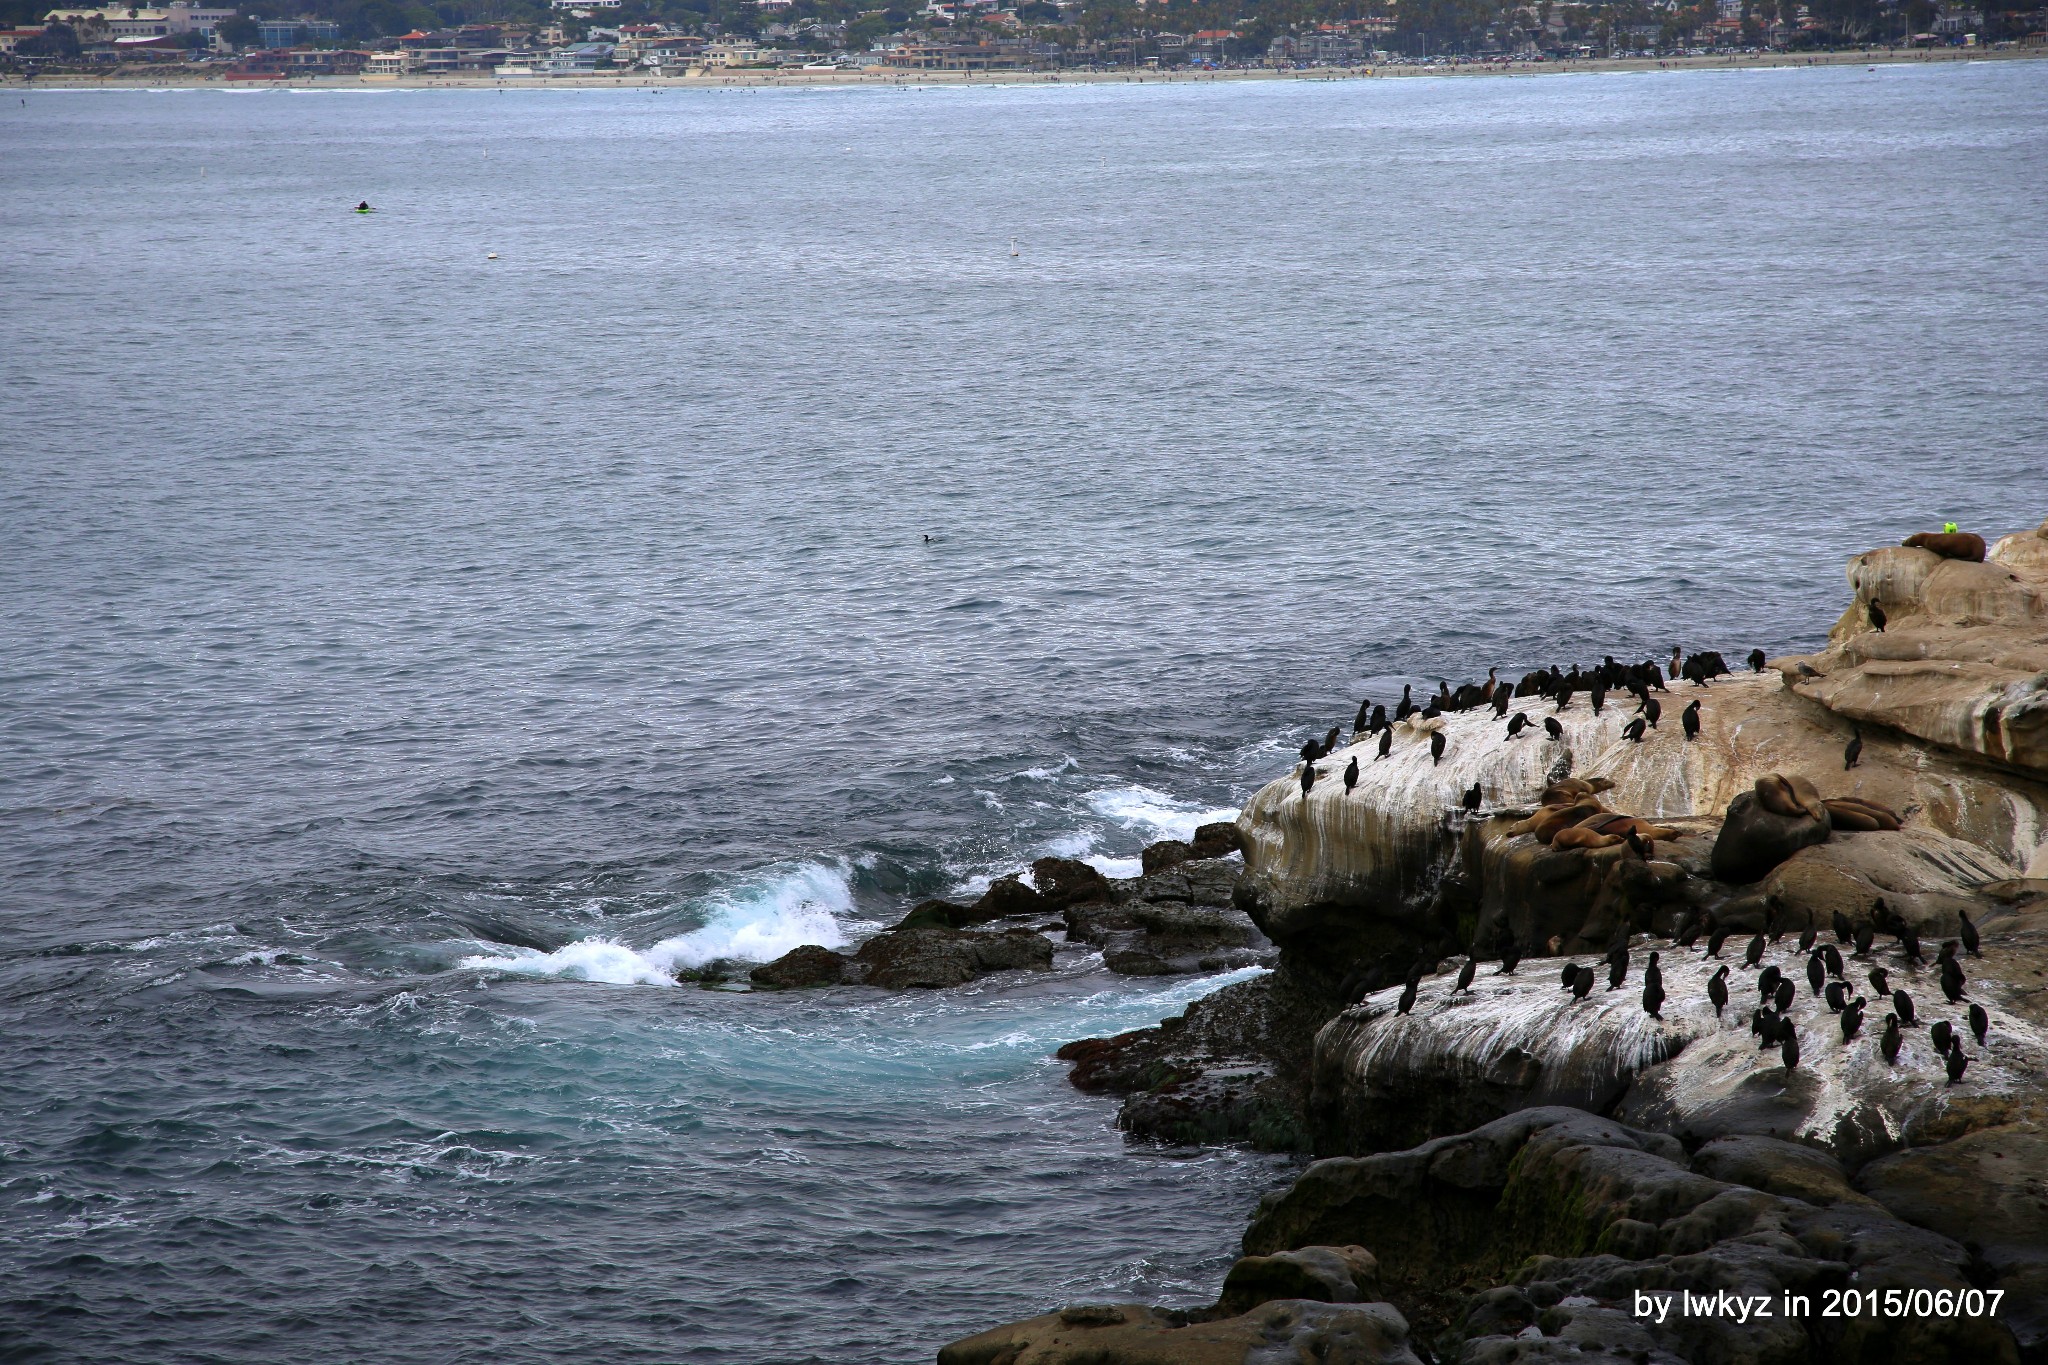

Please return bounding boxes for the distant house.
[546,40,613,69]
[700,37,764,65]
[361,48,408,74]
[257,19,339,47]
[882,38,1032,68]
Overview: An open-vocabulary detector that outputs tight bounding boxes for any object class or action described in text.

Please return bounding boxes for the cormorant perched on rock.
[1301,738,1324,763]
[1370,704,1387,732]
[1946,1045,1969,1084]
[1930,1019,1953,1055]
[1645,950,1662,989]
[1681,699,1701,742]
[1939,946,1966,1003]
[1456,957,1476,993]
[1571,966,1596,1000]
[1757,964,1782,999]
[1841,999,1866,1042]
[1822,943,1845,978]
[1430,731,1446,766]
[1844,727,1863,771]
[1462,780,1481,811]
[1322,725,1341,756]
[1561,961,1580,990]
[1622,717,1646,744]
[1869,601,1887,633]
[1832,909,1852,944]
[1968,1001,1988,1045]
[1900,925,1924,964]
[1355,698,1372,732]
[1343,755,1360,795]
[1299,762,1316,800]
[1543,716,1563,741]
[1396,966,1420,1016]
[1799,926,1817,953]
[1496,936,1521,976]
[1506,713,1532,739]
[1774,978,1795,1012]
[1744,934,1766,968]
[1708,965,1729,1017]
[1806,951,1826,996]
[1643,975,1665,1019]
[1881,1014,1902,1063]
[1853,923,1874,958]
[1959,910,1980,958]
[1748,648,1768,673]
[1825,981,1848,1013]
[1641,697,1661,728]
[1395,685,1415,721]
[1608,953,1628,991]
[1678,914,1708,950]
[1376,728,1392,760]
[1868,966,1890,998]
[1706,926,1730,959]
[1590,682,1607,715]
[1893,988,1916,1026]
[1492,687,1512,718]
[1670,645,1683,677]
[1781,1031,1800,1070]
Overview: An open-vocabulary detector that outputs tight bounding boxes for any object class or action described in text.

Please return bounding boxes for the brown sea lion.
[1538,776,1615,807]
[1525,799,1606,843]
[1756,773,1826,823]
[1553,825,1625,851]
[1824,797,1903,831]
[1903,531,1986,562]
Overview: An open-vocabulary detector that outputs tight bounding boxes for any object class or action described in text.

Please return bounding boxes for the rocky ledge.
[949,517,2048,1364]
[747,821,1273,991]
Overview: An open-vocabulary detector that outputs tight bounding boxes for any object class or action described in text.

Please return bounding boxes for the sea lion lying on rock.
[1551,825,1624,851]
[1538,777,1614,806]
[1755,771,1827,822]
[1904,530,1987,562]
[1512,799,1606,843]
[1823,796,1905,832]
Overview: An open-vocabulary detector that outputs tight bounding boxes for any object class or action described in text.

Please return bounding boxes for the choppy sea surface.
[3,62,2045,1363]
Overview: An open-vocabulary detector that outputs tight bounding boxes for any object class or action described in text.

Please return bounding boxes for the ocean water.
[3,62,2046,1363]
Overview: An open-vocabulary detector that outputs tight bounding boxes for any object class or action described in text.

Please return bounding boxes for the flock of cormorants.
[1314,644,1997,1085]
[1366,862,1994,1085]
[1295,647,1770,799]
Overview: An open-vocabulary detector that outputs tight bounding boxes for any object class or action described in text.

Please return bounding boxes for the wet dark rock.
[1710,789,1831,885]
[1189,820,1245,860]
[852,925,1052,990]
[1030,856,1113,908]
[1213,1244,1380,1317]
[1243,1106,2020,1363]
[747,943,850,989]
[937,1298,1424,1365]
[894,898,980,930]
[1856,1124,2048,1357]
[1140,838,1193,875]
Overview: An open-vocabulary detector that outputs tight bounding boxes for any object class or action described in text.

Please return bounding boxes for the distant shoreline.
[8,45,2042,90]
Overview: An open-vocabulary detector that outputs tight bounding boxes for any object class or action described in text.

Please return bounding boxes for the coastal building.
[0,26,49,51]
[257,19,339,47]
[699,37,765,64]
[882,38,1033,68]
[360,48,409,74]
[545,40,614,69]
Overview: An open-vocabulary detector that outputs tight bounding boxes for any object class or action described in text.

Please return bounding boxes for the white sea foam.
[1083,854,1144,879]
[1085,785,1239,843]
[460,861,862,986]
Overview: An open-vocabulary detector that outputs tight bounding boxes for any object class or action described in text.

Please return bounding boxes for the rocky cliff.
[948,517,2048,1365]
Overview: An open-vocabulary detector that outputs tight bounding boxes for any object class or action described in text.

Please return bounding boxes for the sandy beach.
[9,44,2041,90]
